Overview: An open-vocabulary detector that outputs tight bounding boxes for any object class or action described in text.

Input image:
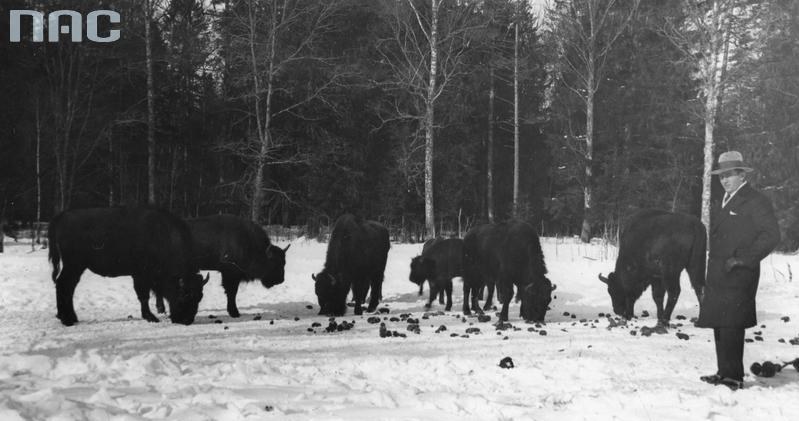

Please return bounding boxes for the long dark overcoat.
[697,183,780,328]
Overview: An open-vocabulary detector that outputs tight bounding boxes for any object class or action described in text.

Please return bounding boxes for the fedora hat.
[710,150,754,175]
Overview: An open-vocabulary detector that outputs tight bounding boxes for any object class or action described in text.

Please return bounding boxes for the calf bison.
[463,220,554,322]
[48,207,208,326]
[313,214,390,316]
[599,209,706,325]
[155,215,289,318]
[409,237,463,311]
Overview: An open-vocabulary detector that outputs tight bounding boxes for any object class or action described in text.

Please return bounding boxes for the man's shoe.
[700,374,722,384]
[718,377,744,391]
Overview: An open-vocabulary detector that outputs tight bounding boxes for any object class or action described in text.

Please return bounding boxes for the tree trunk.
[487,67,495,224]
[512,20,520,218]
[424,0,440,239]
[580,63,595,243]
[145,0,156,205]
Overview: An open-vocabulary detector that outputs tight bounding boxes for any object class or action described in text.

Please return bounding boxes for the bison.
[463,220,554,322]
[154,214,289,318]
[599,209,706,325]
[409,237,463,311]
[313,214,390,316]
[48,207,208,326]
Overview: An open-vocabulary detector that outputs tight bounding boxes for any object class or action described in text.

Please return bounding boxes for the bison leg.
[661,280,681,326]
[155,293,166,314]
[133,276,160,323]
[353,281,369,316]
[462,283,472,316]
[55,266,84,326]
[444,279,453,311]
[483,281,495,311]
[222,274,242,318]
[366,275,383,313]
[425,283,437,309]
[650,281,670,326]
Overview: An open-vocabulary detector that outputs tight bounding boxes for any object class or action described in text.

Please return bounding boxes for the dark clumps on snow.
[390,317,400,322]
[406,318,420,324]
[781,316,791,322]
[311,322,322,328]
[495,322,513,331]
[367,316,381,324]
[209,315,216,319]
[563,312,570,317]
[294,317,300,321]
[214,320,223,324]
[435,325,447,333]
[790,338,799,345]
[306,305,313,310]
[450,333,459,337]
[745,338,755,343]
[253,315,262,321]
[641,310,650,317]
[630,330,637,336]
[407,323,421,334]
[378,307,390,314]
[755,336,764,341]
[379,322,407,338]
[264,405,274,412]
[539,330,547,336]
[325,319,354,333]
[499,357,514,369]
[675,315,686,320]
[477,315,491,323]
[676,332,689,340]
[465,327,481,335]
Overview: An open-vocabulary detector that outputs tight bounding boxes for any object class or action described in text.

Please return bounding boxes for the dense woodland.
[0,0,797,249]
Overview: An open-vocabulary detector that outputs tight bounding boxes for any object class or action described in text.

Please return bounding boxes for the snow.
[1,237,798,420]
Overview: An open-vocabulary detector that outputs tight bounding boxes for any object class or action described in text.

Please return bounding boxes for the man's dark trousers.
[714,327,745,381]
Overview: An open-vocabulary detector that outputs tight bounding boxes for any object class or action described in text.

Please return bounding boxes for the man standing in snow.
[697,151,780,391]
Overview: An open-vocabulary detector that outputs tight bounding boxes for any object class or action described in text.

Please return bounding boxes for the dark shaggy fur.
[313,214,390,316]
[599,209,707,324]
[409,237,463,311]
[462,220,553,322]
[48,207,207,326]
[155,215,289,318]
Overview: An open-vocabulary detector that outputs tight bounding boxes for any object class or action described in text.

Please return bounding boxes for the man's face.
[719,170,745,193]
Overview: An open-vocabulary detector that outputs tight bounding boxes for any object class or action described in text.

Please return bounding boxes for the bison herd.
[46,206,706,329]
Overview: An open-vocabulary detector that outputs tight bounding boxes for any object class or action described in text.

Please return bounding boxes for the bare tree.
[144,0,158,205]
[377,0,480,238]
[547,0,639,242]
[219,0,344,222]
[661,0,769,234]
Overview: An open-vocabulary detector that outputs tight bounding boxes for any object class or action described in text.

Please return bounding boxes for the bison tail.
[687,222,707,293]
[48,222,61,283]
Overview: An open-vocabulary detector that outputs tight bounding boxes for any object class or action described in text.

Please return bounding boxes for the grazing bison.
[463,221,554,322]
[154,215,290,317]
[409,237,463,311]
[48,207,208,326]
[599,209,706,325]
[313,214,390,316]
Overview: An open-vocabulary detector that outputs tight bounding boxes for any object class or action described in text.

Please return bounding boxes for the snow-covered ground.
[1,236,798,421]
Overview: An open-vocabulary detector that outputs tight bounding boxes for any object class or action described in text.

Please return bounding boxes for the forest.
[0,0,797,249]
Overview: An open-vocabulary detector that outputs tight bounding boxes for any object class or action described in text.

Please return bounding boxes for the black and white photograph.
[1,0,798,419]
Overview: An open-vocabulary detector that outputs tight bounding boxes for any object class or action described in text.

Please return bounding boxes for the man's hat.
[710,150,754,175]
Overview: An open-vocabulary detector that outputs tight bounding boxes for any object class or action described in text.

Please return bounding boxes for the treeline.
[0,0,797,249]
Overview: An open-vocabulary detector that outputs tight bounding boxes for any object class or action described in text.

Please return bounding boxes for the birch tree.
[547,0,639,242]
[377,0,480,238]
[218,0,344,223]
[661,0,768,233]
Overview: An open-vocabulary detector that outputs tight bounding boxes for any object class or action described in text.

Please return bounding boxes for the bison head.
[260,244,290,288]
[598,272,630,319]
[519,277,554,322]
[409,256,434,288]
[170,273,208,325]
[313,270,349,316]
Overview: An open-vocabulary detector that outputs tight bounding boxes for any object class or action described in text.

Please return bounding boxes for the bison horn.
[312,273,317,281]
[283,244,291,252]
[551,283,557,291]
[598,273,609,284]
[203,273,210,286]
